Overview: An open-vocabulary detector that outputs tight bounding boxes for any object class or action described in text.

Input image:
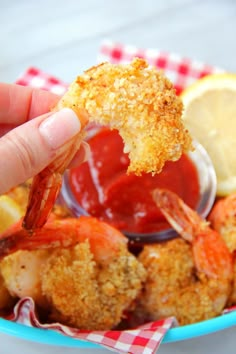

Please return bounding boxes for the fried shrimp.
[137,189,233,325]
[58,58,192,175]
[41,241,146,329]
[209,193,236,305]
[138,238,194,322]
[23,58,192,231]
[0,216,146,329]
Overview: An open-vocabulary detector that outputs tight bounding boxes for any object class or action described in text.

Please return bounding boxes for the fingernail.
[82,141,91,163]
[39,108,81,149]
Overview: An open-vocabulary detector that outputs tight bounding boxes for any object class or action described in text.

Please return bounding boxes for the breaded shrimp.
[209,193,236,304]
[42,241,146,329]
[138,238,194,322]
[137,189,233,325]
[0,216,146,329]
[209,193,236,253]
[7,181,71,219]
[23,58,192,231]
[58,58,192,176]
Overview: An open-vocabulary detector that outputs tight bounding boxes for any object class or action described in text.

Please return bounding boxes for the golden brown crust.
[58,58,192,175]
[41,241,146,330]
[137,239,230,325]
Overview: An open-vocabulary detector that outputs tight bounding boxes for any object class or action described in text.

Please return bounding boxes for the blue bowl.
[0,311,236,348]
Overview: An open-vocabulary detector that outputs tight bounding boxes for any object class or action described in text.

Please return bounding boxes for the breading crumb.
[57,58,192,175]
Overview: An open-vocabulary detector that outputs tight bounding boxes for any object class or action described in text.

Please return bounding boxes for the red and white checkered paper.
[16,40,224,96]
[16,68,68,95]
[98,40,224,95]
[5,298,175,353]
[12,41,231,353]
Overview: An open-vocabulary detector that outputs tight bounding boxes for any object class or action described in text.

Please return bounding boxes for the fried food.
[137,189,233,325]
[58,58,192,175]
[0,216,146,329]
[209,193,236,305]
[42,241,146,330]
[138,239,194,322]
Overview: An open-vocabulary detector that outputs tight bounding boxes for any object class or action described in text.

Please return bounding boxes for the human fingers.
[0,83,59,127]
[0,108,81,194]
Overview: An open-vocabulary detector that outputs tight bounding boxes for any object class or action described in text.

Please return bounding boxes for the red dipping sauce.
[69,128,200,234]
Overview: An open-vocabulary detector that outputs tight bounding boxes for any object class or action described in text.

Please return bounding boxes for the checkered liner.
[5,298,175,353]
[13,41,232,353]
[16,41,224,96]
[98,40,224,95]
[16,67,68,95]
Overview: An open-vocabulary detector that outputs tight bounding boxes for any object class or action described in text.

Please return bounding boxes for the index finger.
[0,83,60,126]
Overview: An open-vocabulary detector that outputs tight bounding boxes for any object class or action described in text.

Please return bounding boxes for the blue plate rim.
[0,311,236,348]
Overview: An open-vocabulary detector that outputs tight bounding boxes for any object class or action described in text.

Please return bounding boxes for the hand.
[0,83,90,194]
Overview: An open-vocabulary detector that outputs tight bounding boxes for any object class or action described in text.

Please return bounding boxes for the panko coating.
[58,58,192,175]
[138,239,194,322]
[136,189,233,325]
[138,238,231,325]
[42,241,146,330]
[0,216,146,330]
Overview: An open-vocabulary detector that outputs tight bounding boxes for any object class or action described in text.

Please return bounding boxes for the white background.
[1,0,236,353]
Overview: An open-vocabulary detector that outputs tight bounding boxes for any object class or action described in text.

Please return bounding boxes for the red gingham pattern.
[98,40,224,95]
[6,298,175,353]
[16,42,224,97]
[16,67,68,95]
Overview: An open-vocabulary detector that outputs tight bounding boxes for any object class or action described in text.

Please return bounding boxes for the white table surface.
[1,0,236,353]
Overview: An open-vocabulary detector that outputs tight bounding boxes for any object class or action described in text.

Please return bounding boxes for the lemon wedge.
[181,73,236,196]
[0,195,24,233]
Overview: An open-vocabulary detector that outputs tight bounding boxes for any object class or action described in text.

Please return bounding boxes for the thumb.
[0,108,81,194]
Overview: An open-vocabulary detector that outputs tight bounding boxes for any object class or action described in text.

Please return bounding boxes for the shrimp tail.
[0,220,76,258]
[22,172,62,232]
[193,231,233,280]
[22,134,84,232]
[0,220,28,257]
[152,188,209,242]
[152,188,233,281]
[0,217,127,262]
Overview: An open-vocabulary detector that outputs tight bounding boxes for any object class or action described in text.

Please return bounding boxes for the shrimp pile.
[0,216,146,330]
[23,58,192,231]
[137,189,233,325]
